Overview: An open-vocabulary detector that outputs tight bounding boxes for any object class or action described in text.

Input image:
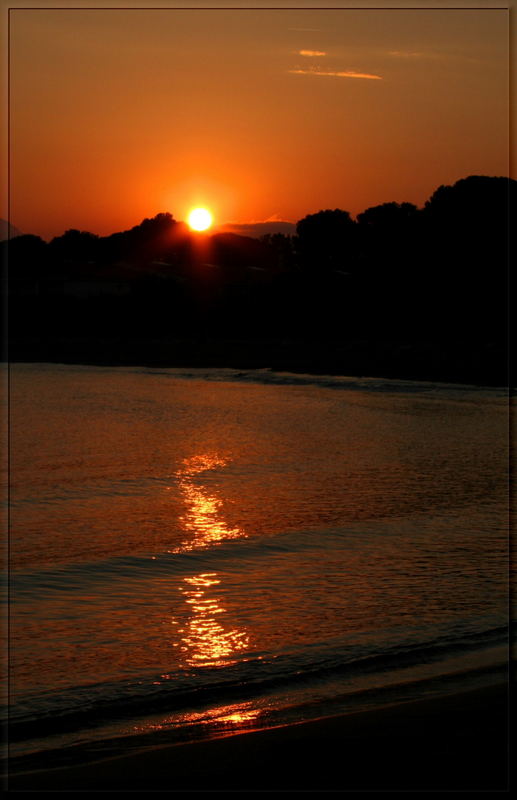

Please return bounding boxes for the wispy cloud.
[289,68,382,81]
[388,50,425,58]
[388,49,484,65]
[387,50,448,60]
[299,49,327,57]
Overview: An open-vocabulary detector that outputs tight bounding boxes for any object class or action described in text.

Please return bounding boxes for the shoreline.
[5,683,510,792]
[6,336,509,388]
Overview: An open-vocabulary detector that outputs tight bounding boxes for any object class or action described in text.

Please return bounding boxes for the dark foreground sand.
[5,684,510,792]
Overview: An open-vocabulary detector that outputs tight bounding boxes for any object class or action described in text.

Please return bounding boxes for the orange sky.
[8,4,509,240]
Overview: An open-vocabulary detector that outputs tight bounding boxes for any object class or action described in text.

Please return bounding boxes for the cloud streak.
[299,49,327,57]
[387,50,447,60]
[388,50,425,58]
[289,68,382,80]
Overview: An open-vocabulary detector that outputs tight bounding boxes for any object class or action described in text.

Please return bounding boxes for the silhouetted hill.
[218,221,296,238]
[6,175,513,385]
[211,232,275,271]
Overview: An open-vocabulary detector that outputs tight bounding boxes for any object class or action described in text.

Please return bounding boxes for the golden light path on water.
[132,701,262,735]
[171,454,251,669]
[132,454,259,738]
[178,573,250,668]
[175,454,244,551]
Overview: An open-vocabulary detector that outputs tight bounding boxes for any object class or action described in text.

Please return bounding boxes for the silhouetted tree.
[354,201,422,335]
[99,212,176,264]
[2,234,48,271]
[49,229,99,266]
[424,176,513,266]
[7,175,513,385]
[357,201,418,230]
[422,175,514,341]
[356,201,419,273]
[295,209,357,275]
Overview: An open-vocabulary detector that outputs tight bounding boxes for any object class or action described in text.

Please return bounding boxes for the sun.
[188,207,213,232]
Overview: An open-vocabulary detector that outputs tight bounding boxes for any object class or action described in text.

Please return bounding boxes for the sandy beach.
[5,684,509,792]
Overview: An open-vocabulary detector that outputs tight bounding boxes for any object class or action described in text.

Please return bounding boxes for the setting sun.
[188,208,213,232]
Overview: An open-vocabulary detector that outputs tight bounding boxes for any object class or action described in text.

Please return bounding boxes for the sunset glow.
[7,7,509,240]
[188,208,213,232]
[6,0,511,777]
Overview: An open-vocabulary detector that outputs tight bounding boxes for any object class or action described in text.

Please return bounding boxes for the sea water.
[4,363,510,770]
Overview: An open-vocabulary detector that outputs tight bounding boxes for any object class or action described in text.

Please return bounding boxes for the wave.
[6,615,508,744]
[127,366,510,398]
[16,361,509,399]
[8,526,371,596]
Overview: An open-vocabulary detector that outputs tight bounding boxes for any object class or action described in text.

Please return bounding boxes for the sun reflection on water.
[175,454,244,551]
[181,700,262,726]
[132,700,262,735]
[179,573,250,667]
[170,454,250,669]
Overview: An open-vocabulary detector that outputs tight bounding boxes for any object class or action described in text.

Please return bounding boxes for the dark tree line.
[4,175,514,383]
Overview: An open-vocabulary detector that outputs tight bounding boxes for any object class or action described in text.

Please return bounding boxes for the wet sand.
[5,684,509,792]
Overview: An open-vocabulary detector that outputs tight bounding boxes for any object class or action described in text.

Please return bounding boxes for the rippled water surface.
[6,363,509,763]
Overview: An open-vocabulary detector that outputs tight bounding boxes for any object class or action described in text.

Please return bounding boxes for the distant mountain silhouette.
[0,219,22,241]
[218,221,296,238]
